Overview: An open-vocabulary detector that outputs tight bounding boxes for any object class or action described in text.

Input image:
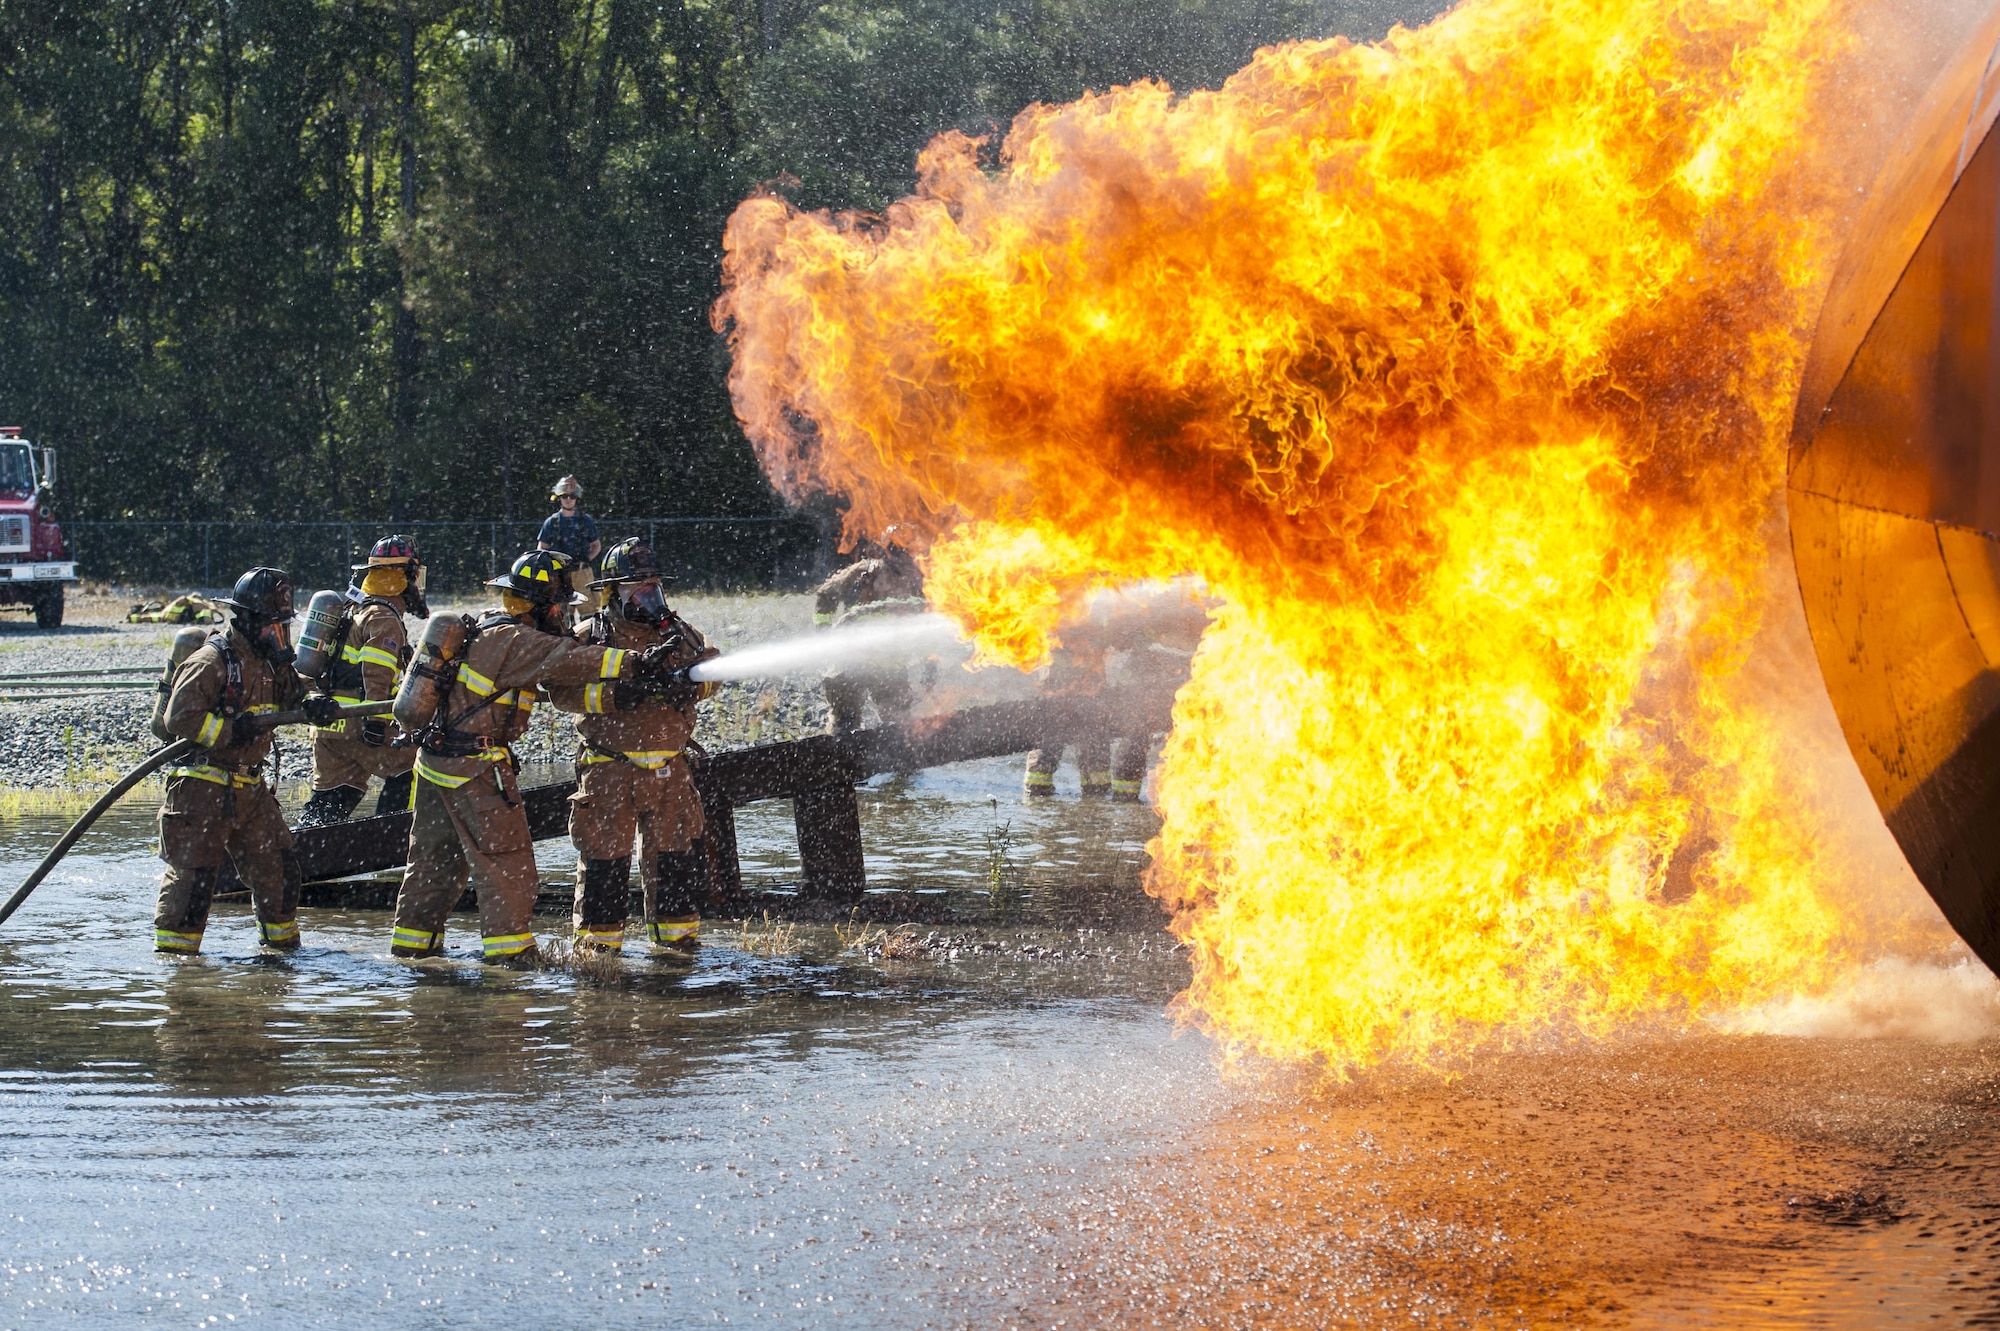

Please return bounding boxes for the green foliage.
[0,0,1406,529]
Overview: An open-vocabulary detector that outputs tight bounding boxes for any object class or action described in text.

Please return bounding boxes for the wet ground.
[3,757,2000,1327]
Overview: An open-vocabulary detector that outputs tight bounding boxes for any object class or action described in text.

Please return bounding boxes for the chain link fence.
[64,516,831,597]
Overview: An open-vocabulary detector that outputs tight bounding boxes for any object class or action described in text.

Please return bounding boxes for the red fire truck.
[0,428,76,628]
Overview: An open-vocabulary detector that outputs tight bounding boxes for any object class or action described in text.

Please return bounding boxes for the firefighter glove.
[634,642,677,682]
[655,669,699,707]
[226,713,262,747]
[300,695,345,726]
[612,679,652,710]
[361,716,389,747]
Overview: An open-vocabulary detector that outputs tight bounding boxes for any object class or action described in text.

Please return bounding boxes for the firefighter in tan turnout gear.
[1023,625,1112,799]
[813,534,925,733]
[154,568,343,954]
[296,535,427,828]
[547,539,719,953]
[387,549,675,967]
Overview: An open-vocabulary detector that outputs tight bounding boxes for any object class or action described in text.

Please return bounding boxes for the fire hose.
[0,701,392,930]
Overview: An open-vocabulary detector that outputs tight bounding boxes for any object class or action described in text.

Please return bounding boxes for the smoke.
[1717,957,2000,1042]
[688,614,965,682]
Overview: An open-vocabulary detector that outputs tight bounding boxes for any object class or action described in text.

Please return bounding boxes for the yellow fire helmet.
[485,549,586,606]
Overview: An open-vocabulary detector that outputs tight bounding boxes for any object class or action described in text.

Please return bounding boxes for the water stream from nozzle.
[686,613,963,682]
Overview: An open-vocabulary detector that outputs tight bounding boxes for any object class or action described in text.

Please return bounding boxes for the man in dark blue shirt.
[538,475,602,610]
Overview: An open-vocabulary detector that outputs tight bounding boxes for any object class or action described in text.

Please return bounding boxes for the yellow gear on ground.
[127,594,225,625]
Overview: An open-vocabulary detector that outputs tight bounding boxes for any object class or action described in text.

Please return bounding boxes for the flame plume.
[717,0,1887,1068]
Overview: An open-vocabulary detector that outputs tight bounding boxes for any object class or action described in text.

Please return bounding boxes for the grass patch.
[0,783,158,818]
[833,911,925,961]
[535,933,627,983]
[731,910,801,958]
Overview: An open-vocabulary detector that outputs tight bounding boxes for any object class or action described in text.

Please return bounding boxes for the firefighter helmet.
[351,533,423,574]
[587,537,664,589]
[485,549,584,606]
[550,475,583,502]
[351,533,429,619]
[214,567,296,627]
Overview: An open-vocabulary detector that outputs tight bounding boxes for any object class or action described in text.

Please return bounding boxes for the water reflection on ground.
[2,759,1998,1326]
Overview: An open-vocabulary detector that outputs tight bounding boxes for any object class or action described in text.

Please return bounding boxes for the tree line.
[0,0,1379,533]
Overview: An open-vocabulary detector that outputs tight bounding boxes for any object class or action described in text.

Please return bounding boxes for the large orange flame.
[717,0,1926,1068]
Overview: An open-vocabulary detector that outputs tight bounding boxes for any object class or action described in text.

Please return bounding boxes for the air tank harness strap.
[206,631,245,720]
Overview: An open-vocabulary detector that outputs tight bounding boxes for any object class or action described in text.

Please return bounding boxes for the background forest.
[0,0,1388,537]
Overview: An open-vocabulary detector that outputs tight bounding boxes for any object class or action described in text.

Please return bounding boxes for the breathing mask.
[620,580,668,626]
[248,617,296,666]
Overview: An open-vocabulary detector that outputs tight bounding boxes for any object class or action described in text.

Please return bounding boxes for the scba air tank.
[149,626,211,743]
[392,614,474,733]
[292,589,352,681]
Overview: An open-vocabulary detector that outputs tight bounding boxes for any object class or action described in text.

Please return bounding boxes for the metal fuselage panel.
[1791,8,2000,969]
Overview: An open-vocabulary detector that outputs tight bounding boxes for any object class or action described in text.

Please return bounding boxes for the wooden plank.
[277,686,1177,887]
[794,784,865,902]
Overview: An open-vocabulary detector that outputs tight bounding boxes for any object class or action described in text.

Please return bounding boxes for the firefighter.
[1106,612,1201,803]
[1023,626,1112,798]
[388,549,674,967]
[154,568,343,954]
[813,534,925,733]
[537,475,602,612]
[296,535,428,828]
[547,539,720,953]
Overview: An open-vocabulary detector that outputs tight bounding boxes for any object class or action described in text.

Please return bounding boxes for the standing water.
[3,757,2000,1326]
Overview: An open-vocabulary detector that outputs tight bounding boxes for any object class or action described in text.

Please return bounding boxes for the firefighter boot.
[485,940,543,970]
[390,924,446,959]
[373,771,416,817]
[296,785,364,829]
[1023,749,1059,798]
[256,850,304,951]
[1110,737,1147,803]
[1080,735,1112,799]
[574,857,631,953]
[649,850,706,952]
[154,865,219,955]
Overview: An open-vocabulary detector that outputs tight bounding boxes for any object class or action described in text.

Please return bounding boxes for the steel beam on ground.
[0,667,157,681]
[262,686,1177,902]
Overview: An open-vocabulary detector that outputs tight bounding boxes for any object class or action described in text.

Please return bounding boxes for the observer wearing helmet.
[153,568,343,955]
[387,549,681,968]
[547,538,720,954]
[296,535,429,829]
[538,475,601,610]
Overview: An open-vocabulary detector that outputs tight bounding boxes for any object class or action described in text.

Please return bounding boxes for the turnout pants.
[155,776,299,952]
[311,725,415,792]
[1111,734,1151,802]
[569,757,706,949]
[823,668,913,733]
[391,764,540,962]
[1024,727,1110,797]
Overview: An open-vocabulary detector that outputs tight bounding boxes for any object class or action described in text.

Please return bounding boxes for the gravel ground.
[0,588,1029,793]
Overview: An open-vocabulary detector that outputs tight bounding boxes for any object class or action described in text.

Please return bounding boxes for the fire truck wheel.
[32,585,63,629]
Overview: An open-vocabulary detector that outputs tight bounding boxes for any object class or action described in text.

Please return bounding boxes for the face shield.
[529,599,570,635]
[620,580,668,625]
[405,562,431,620]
